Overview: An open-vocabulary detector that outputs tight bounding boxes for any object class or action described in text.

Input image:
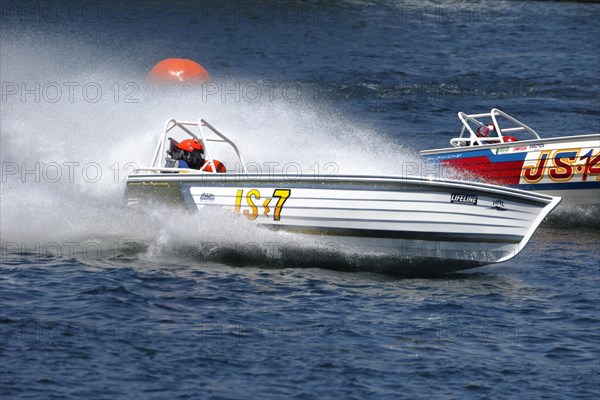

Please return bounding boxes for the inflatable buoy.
[147,58,211,84]
[202,160,226,173]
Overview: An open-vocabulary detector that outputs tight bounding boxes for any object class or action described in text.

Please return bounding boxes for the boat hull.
[421,134,600,204]
[124,174,560,273]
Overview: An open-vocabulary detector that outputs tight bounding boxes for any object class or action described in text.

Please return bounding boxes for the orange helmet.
[177,139,203,152]
[176,139,204,169]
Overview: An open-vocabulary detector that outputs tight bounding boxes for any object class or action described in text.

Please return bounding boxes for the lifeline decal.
[450,193,478,205]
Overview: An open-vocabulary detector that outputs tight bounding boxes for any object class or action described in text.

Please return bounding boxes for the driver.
[474,124,497,145]
[477,124,494,138]
[177,139,205,169]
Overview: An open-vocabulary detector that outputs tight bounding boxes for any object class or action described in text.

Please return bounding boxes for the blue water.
[1,1,599,399]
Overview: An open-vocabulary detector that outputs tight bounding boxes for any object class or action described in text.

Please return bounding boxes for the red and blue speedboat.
[421,109,600,204]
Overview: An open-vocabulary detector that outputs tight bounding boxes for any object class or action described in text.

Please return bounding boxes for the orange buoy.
[203,160,226,173]
[147,58,211,84]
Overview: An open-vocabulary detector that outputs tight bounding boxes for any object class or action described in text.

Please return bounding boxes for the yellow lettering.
[244,189,260,220]
[272,189,291,221]
[234,189,243,214]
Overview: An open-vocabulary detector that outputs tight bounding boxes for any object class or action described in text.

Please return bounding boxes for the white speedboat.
[421,109,600,204]
[124,118,560,274]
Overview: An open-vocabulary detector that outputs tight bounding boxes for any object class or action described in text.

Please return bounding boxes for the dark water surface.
[1,1,599,399]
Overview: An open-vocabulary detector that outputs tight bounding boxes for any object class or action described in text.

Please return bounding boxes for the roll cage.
[137,118,247,174]
[451,108,541,147]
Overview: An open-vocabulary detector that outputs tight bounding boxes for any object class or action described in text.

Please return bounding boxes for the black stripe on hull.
[263,224,522,244]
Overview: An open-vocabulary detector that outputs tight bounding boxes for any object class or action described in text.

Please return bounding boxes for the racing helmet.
[477,125,493,137]
[177,139,204,169]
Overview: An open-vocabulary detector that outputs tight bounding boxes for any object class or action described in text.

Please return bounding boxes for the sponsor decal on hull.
[521,148,600,185]
[450,193,478,205]
[437,143,599,190]
[199,192,215,202]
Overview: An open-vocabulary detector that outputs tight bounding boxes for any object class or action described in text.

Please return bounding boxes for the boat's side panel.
[422,135,600,204]
[189,186,535,234]
[124,174,559,267]
[183,184,548,264]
